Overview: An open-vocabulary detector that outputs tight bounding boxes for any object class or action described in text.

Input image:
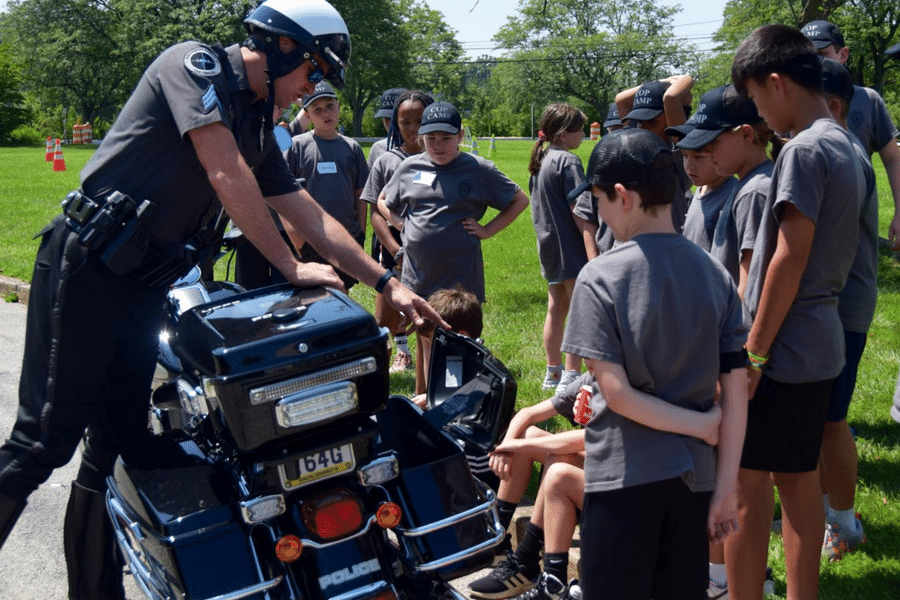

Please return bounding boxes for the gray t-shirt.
[573,193,616,254]
[839,137,879,333]
[368,138,389,170]
[550,371,596,424]
[562,233,747,494]
[382,152,520,301]
[284,132,369,238]
[682,176,739,252]
[81,42,299,250]
[529,148,590,283]
[848,85,900,157]
[744,119,865,383]
[361,147,409,205]
[709,161,772,282]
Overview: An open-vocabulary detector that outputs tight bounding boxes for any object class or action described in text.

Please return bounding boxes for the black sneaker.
[468,555,539,599]
[510,573,570,600]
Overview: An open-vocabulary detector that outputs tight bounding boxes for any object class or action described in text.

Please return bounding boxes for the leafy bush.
[6,125,45,146]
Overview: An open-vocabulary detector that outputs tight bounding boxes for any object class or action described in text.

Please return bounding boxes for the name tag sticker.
[317,162,337,174]
[413,171,436,186]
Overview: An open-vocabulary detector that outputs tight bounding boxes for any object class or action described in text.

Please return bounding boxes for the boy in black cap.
[284,81,369,289]
[729,24,866,600]
[816,56,878,561]
[615,76,694,232]
[561,128,748,600]
[801,20,900,252]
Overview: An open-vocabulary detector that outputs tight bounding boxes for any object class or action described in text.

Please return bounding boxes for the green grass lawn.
[1,140,899,598]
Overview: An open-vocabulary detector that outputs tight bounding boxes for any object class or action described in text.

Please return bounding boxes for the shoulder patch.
[201,84,224,115]
[185,48,221,77]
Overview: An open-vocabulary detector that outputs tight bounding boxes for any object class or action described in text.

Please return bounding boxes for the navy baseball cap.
[374,87,407,118]
[801,20,845,49]
[302,81,337,109]
[603,103,622,128]
[568,128,676,199]
[624,81,670,122]
[665,112,699,141]
[820,57,854,101]
[418,101,462,134]
[676,85,761,151]
[887,42,900,61]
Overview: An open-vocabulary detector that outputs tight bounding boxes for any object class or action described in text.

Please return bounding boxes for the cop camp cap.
[375,87,408,118]
[677,84,761,151]
[801,20,845,49]
[569,128,675,199]
[418,101,462,134]
[665,112,699,142]
[603,103,622,128]
[820,57,854,101]
[624,81,670,123]
[302,81,337,109]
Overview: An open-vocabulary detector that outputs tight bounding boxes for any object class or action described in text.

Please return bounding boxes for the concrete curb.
[0,275,30,305]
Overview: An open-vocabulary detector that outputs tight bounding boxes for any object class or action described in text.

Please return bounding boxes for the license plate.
[279,443,355,490]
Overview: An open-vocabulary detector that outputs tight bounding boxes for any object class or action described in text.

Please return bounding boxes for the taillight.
[275,534,303,562]
[375,502,402,529]
[301,489,364,540]
[373,591,398,600]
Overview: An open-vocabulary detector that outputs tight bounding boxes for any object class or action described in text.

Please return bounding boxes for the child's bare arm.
[707,367,748,542]
[377,195,405,231]
[502,399,559,443]
[745,204,815,395]
[661,74,693,128]
[574,214,599,260]
[355,189,366,237]
[615,85,642,123]
[370,204,401,256]
[463,189,529,239]
[492,429,585,457]
[589,358,721,445]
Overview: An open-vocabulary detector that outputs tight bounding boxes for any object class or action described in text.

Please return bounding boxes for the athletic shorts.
[827,330,867,423]
[579,478,711,600]
[740,375,833,473]
[370,229,402,270]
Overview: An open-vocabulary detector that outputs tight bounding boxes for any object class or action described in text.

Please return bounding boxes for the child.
[679,83,771,298]
[368,87,408,169]
[676,83,773,598]
[528,103,590,393]
[676,144,739,254]
[728,25,866,600]
[616,76,694,232]
[361,90,434,374]
[561,128,748,600]
[379,101,529,394]
[817,56,878,561]
[603,102,622,133]
[284,81,369,289]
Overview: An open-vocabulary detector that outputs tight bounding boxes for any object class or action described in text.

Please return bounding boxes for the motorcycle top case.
[174,285,389,451]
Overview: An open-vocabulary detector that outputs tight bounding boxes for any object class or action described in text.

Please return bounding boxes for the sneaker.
[763,567,775,596]
[554,370,580,396]
[707,579,728,599]
[565,579,582,600]
[542,366,563,391]
[510,573,570,600]
[823,516,867,561]
[469,555,539,599]
[389,350,413,374]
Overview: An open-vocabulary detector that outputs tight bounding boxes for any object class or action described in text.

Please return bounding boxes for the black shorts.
[580,478,711,600]
[370,229,402,270]
[740,375,833,473]
[827,330,867,423]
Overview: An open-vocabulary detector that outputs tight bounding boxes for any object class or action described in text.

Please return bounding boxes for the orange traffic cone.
[52,139,66,172]
[44,136,53,162]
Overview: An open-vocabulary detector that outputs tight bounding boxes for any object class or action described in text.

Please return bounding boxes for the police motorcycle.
[105,253,517,600]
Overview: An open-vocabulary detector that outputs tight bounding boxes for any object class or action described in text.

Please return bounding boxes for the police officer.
[0,0,445,597]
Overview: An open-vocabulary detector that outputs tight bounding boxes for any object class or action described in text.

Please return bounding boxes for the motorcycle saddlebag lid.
[174,285,388,451]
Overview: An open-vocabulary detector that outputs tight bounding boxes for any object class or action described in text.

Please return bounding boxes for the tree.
[491,0,698,129]
[397,0,465,99]
[0,41,30,141]
[331,0,410,137]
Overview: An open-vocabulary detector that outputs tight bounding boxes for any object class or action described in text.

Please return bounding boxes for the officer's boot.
[0,494,26,549]
[63,481,125,600]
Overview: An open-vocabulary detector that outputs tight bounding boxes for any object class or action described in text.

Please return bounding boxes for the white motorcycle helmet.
[244,0,350,90]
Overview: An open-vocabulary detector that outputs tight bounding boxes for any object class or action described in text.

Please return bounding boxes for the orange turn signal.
[375,502,402,529]
[275,534,303,562]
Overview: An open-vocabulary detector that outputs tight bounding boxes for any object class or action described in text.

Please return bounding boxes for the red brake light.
[302,489,364,540]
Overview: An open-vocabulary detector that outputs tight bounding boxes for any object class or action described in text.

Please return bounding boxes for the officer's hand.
[382,277,450,333]
[291,262,345,293]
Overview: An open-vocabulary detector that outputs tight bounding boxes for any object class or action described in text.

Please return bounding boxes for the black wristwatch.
[375,269,396,294]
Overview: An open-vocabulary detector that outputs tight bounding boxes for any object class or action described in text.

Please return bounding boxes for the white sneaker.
[541,365,563,391]
[555,370,580,396]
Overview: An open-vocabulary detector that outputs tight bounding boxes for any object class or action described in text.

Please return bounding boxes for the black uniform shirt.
[80,42,300,249]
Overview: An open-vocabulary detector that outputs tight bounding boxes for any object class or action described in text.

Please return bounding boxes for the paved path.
[0,298,576,599]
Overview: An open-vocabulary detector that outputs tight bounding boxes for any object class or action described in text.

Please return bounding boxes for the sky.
[423,0,730,58]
